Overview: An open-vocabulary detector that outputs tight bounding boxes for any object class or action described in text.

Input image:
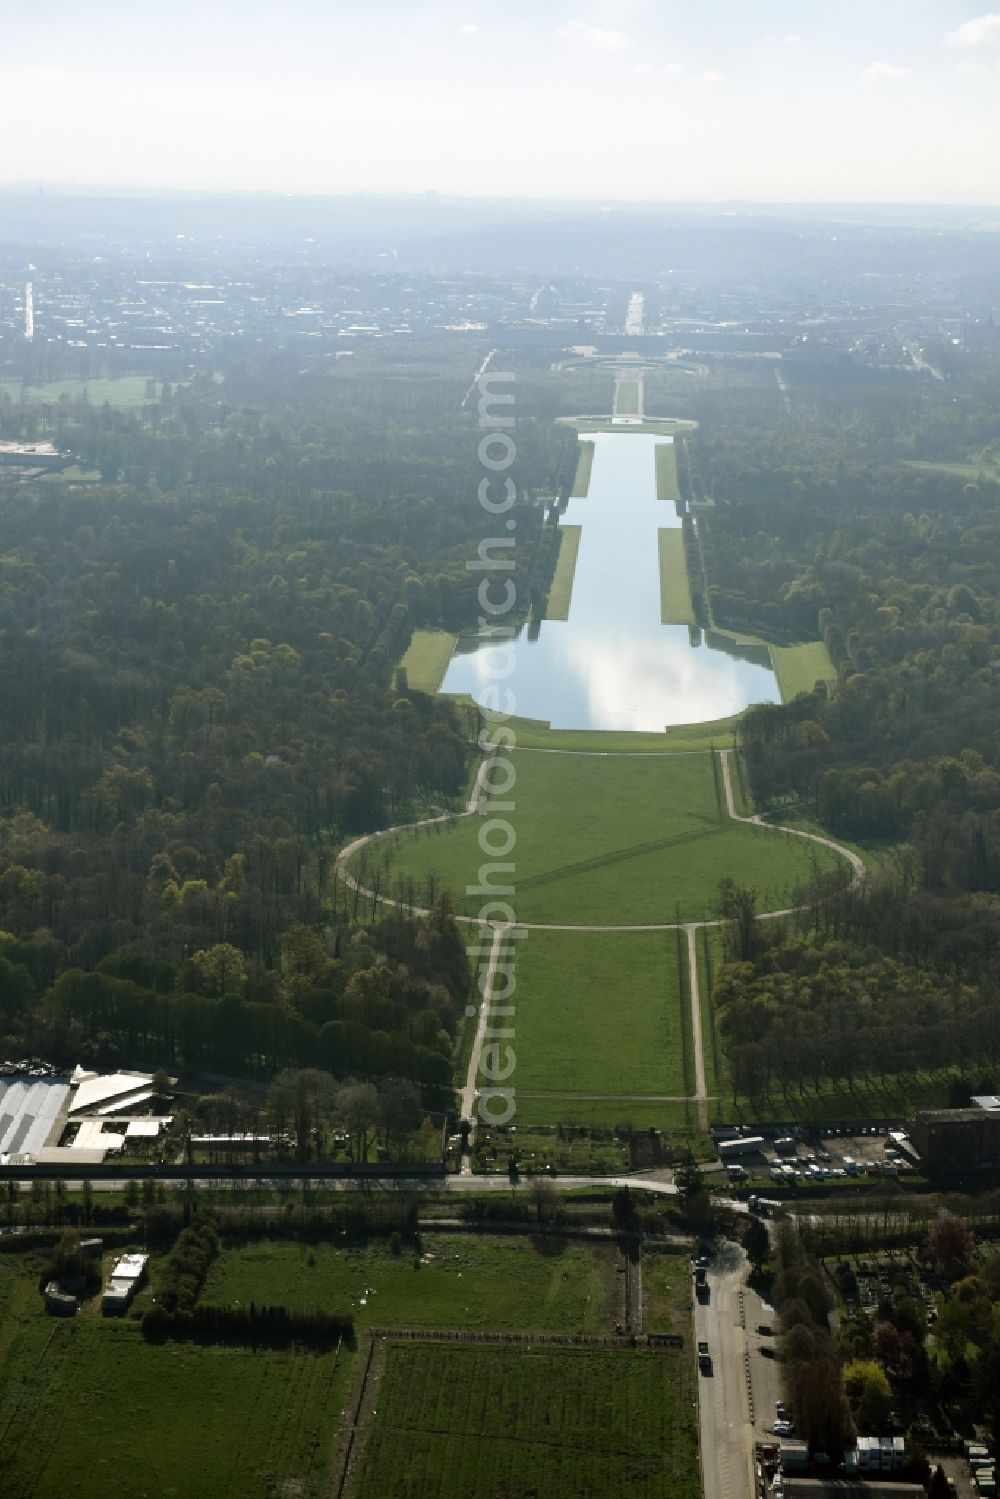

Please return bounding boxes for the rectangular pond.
[441,431,780,731]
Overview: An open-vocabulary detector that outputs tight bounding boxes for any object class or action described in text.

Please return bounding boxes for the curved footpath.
[337,746,864,1137]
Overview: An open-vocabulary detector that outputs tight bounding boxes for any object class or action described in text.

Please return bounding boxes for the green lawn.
[360,750,846,926]
[655,443,681,502]
[546,525,581,620]
[0,376,172,407]
[571,440,595,496]
[509,928,689,1099]
[352,1342,698,1499]
[0,1261,348,1499]
[204,1234,614,1334]
[398,629,457,693]
[771,641,837,700]
[615,379,641,416]
[659,529,695,625]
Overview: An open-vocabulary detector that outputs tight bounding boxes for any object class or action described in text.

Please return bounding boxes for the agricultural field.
[546,525,582,619]
[0,1258,348,1499]
[203,1234,616,1334]
[356,749,846,926]
[397,629,457,693]
[659,528,695,624]
[655,442,681,502]
[351,1341,698,1499]
[511,927,690,1100]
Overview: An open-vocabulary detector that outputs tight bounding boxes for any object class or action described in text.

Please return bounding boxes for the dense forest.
[697,346,1000,1092]
[0,344,573,1095]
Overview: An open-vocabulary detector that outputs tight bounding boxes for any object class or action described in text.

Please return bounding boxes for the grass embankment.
[571,440,595,496]
[545,525,581,620]
[0,376,174,407]
[614,379,641,416]
[398,629,457,693]
[355,750,845,927]
[492,712,742,752]
[655,442,681,502]
[511,928,689,1103]
[353,1342,698,1499]
[658,529,696,625]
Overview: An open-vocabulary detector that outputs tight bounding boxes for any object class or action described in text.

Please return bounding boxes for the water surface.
[441,432,779,731]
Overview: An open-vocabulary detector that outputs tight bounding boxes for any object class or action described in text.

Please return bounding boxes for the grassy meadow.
[0,376,173,407]
[398,629,457,693]
[771,640,838,700]
[204,1234,615,1334]
[357,749,846,926]
[510,927,690,1100]
[614,379,641,416]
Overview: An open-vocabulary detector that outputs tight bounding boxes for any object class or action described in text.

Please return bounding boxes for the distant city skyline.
[2,1,999,204]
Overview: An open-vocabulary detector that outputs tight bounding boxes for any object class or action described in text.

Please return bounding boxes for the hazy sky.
[2,0,999,202]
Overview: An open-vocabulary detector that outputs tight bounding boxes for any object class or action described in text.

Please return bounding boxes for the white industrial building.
[102,1252,149,1315]
[0,1065,173,1166]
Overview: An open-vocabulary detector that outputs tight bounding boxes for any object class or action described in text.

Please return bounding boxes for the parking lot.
[720,1124,918,1187]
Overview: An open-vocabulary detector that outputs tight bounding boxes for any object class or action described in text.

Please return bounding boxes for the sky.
[1,0,999,203]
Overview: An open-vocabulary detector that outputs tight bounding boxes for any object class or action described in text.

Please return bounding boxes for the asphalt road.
[17,1170,679,1195]
[695,1240,756,1499]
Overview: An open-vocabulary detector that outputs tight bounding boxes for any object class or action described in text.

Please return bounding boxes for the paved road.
[695,1241,755,1499]
[32,1170,681,1196]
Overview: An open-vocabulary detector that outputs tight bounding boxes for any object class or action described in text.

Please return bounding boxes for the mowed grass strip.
[363,750,844,925]
[353,1342,698,1499]
[655,442,681,501]
[511,928,688,1096]
[397,628,457,692]
[658,528,695,625]
[571,440,595,496]
[545,525,582,620]
[204,1235,613,1334]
